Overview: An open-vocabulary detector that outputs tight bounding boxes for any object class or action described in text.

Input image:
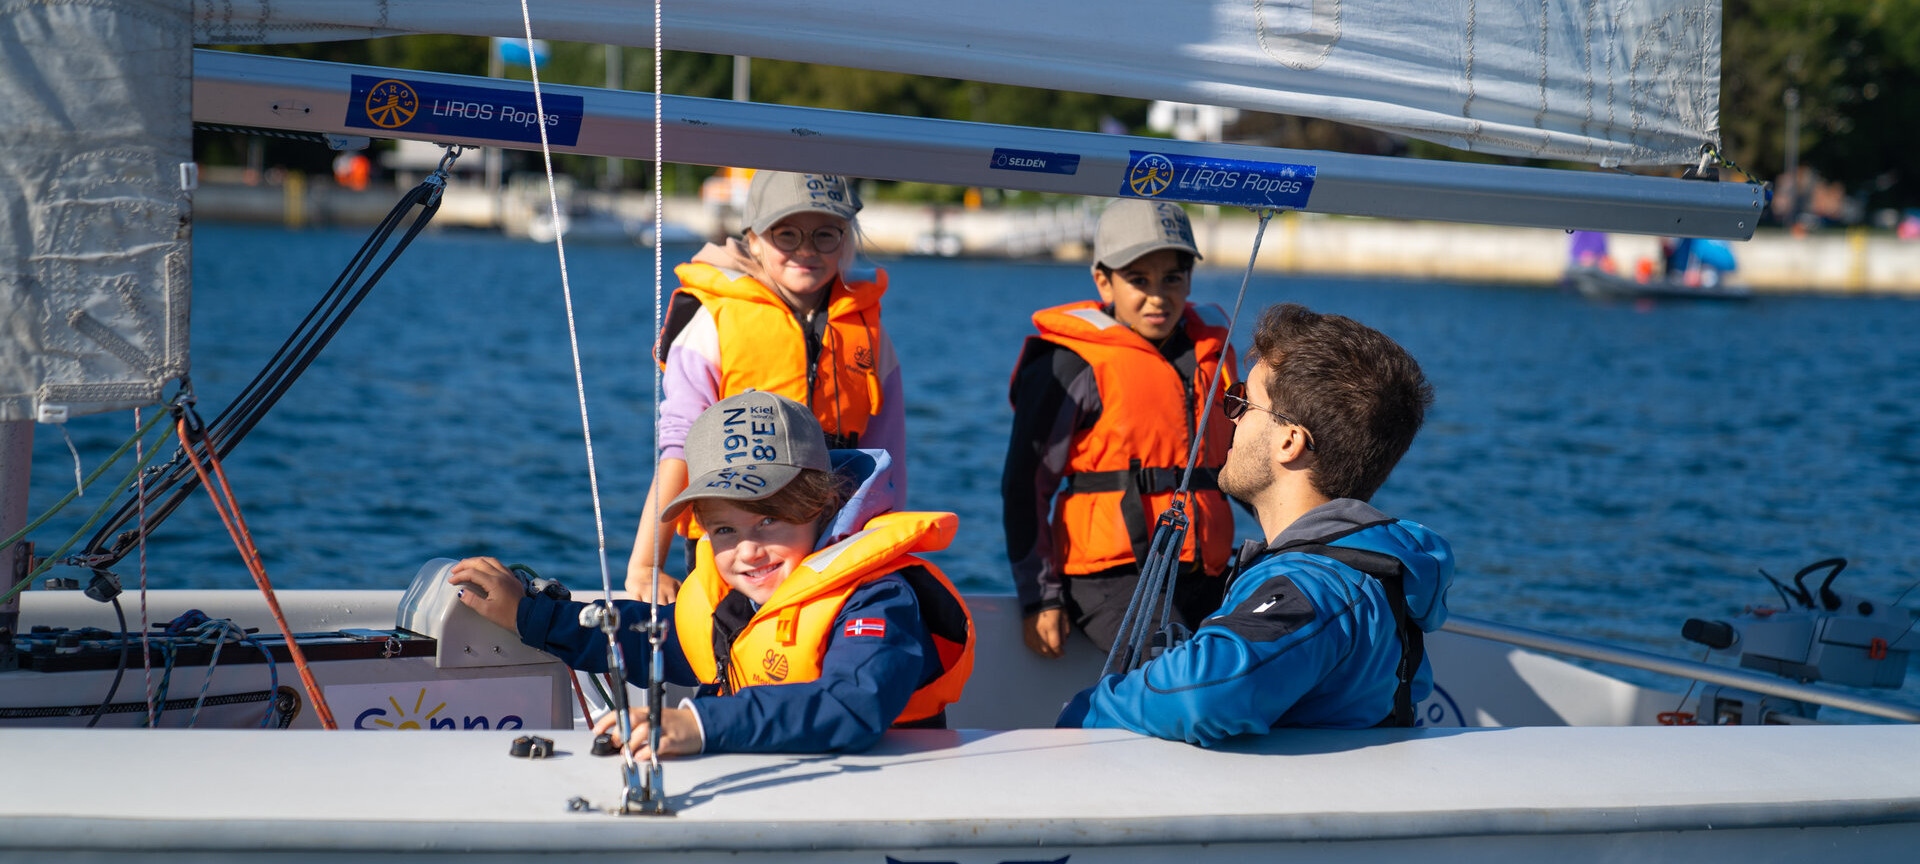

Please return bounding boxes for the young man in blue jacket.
[1058,302,1452,743]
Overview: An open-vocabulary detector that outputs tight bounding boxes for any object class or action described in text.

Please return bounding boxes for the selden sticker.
[991,148,1080,175]
[1119,151,1315,209]
[347,75,583,146]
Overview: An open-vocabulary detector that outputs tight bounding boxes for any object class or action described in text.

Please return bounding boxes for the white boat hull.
[6,587,1920,861]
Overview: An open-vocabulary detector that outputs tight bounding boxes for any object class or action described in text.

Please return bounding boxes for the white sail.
[0,0,192,422]
[192,0,1721,168]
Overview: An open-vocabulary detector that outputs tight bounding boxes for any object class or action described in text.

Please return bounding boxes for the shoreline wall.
[192,179,1920,296]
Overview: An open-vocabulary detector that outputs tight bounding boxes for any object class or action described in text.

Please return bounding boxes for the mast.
[0,421,28,640]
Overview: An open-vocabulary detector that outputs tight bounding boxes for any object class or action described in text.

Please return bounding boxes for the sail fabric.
[191,0,1721,167]
[1,0,193,422]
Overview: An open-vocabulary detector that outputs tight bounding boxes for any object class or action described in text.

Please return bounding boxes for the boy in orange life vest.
[627,171,907,605]
[1003,199,1238,658]
[452,391,971,757]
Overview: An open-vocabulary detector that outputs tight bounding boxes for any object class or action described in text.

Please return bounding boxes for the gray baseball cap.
[660,390,832,523]
[1092,199,1202,270]
[745,171,862,236]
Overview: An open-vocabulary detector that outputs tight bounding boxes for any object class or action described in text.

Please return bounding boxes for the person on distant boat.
[1057,303,1453,742]
[1567,230,1614,272]
[453,391,971,757]
[1659,236,1694,279]
[1660,236,1738,288]
[626,171,907,605]
[1002,199,1238,658]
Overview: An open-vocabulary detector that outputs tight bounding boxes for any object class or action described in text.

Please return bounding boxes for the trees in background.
[205,3,1920,218]
[1725,0,1920,221]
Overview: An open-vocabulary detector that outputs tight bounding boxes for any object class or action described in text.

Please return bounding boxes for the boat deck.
[4,723,1920,861]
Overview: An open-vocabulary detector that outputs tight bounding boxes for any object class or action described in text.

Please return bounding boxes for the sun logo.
[368,687,447,730]
[364,80,420,129]
[1127,153,1175,197]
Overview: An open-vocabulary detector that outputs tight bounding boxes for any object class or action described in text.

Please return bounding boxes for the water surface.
[25,222,1920,697]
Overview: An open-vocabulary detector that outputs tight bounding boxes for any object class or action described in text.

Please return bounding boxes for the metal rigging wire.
[1099,209,1276,679]
[73,157,463,570]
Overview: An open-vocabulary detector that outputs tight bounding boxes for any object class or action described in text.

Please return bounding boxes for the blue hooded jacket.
[1057,498,1453,744]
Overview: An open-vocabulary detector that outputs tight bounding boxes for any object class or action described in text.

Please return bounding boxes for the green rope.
[1706,143,1767,189]
[1,409,176,606]
[586,669,614,709]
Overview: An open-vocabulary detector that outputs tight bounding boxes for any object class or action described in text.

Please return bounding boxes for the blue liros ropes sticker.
[347,76,583,147]
[1120,150,1316,209]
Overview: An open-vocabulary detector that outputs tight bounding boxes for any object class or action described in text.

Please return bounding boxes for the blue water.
[24,222,1920,696]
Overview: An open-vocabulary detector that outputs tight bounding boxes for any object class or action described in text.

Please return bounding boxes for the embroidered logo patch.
[843,618,887,638]
[761,648,790,681]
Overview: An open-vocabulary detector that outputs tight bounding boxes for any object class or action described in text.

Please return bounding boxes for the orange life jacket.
[658,262,886,445]
[656,262,888,538]
[673,511,974,725]
[1028,301,1236,576]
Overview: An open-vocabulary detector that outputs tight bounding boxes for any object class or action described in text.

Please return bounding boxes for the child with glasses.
[1002,199,1240,659]
[628,172,907,604]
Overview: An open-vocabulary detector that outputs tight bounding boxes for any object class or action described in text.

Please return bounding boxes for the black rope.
[192,123,342,145]
[83,594,131,728]
[76,162,458,569]
[1097,210,1275,679]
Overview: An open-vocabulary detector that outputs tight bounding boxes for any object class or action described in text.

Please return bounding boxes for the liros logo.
[1127,153,1175,197]
[364,80,420,129]
[761,648,790,682]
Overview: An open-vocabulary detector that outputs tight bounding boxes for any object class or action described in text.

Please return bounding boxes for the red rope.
[570,671,594,721]
[176,419,338,729]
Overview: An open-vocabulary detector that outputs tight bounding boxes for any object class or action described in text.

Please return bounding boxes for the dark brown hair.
[693,467,850,526]
[1250,303,1433,501]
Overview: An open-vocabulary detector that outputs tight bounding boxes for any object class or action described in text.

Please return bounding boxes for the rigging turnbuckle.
[423,145,467,206]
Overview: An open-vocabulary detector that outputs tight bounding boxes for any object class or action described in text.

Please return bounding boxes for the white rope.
[1176,209,1275,485]
[515,0,663,812]
[58,425,83,498]
[513,3,613,598]
[641,0,670,806]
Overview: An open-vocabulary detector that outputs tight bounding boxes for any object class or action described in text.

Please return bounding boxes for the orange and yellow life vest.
[1030,301,1237,576]
[673,511,974,725]
[659,261,887,446]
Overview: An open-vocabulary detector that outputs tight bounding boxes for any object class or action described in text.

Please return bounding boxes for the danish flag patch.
[843,618,887,638]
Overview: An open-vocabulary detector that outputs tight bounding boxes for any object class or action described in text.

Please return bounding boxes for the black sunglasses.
[1223,382,1317,451]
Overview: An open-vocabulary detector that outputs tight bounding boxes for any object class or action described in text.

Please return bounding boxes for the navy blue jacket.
[516,572,938,753]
